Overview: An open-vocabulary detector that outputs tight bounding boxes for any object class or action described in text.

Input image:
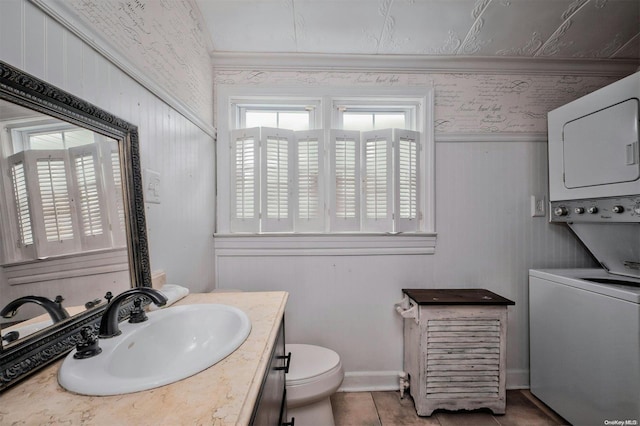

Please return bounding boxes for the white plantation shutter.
[25,150,80,257]
[329,130,361,232]
[261,127,294,232]
[9,159,33,247]
[7,153,37,262]
[362,129,393,232]
[230,128,260,232]
[395,130,421,232]
[294,130,324,232]
[69,144,110,250]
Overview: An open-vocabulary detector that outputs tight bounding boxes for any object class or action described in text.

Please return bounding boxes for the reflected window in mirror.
[1,116,126,265]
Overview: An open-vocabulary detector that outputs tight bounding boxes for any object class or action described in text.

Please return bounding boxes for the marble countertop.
[0,291,288,425]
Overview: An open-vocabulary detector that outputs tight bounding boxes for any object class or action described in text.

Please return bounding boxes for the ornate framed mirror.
[0,60,151,390]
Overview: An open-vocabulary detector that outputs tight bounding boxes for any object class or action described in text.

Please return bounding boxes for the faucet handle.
[74,326,102,359]
[128,297,148,324]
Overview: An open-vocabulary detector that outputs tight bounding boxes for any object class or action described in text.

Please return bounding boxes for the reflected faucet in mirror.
[1,295,70,323]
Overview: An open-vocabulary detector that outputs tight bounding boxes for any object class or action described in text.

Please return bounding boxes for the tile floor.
[330,390,569,426]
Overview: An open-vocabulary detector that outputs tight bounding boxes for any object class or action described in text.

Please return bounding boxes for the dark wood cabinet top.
[402,289,515,305]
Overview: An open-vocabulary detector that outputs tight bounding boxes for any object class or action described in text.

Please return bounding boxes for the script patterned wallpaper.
[214,70,618,134]
[53,0,213,127]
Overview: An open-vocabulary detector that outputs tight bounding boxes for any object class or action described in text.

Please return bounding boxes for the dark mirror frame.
[0,60,151,391]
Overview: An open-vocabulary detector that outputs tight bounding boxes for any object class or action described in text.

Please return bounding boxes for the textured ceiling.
[195,0,640,60]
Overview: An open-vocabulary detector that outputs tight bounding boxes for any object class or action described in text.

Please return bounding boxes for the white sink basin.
[58,304,251,396]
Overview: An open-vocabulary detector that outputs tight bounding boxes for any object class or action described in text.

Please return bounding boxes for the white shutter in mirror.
[69,143,111,250]
[395,129,420,232]
[294,129,324,232]
[362,129,393,232]
[230,128,260,232]
[329,130,361,232]
[261,127,294,232]
[28,150,80,257]
[6,152,36,261]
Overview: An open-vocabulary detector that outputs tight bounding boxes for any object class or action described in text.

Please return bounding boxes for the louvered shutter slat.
[37,157,75,242]
[261,128,294,232]
[230,128,260,232]
[9,158,34,247]
[330,130,360,232]
[294,129,324,232]
[362,129,393,232]
[69,144,111,251]
[395,129,421,232]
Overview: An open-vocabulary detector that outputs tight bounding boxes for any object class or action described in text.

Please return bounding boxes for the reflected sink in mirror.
[58,304,251,396]
[1,319,53,344]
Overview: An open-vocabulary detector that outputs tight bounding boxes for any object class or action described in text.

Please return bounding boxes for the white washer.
[529,269,640,425]
[286,344,344,426]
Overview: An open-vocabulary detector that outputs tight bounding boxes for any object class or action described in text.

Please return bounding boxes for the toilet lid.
[285,344,341,383]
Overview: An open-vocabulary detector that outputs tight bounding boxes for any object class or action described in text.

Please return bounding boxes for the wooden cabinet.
[399,289,514,417]
[250,318,293,425]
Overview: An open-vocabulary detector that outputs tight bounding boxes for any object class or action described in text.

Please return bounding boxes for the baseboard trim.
[337,369,530,392]
[338,371,403,392]
[506,369,530,390]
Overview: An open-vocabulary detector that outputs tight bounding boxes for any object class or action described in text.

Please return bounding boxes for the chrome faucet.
[0,295,70,323]
[98,288,167,338]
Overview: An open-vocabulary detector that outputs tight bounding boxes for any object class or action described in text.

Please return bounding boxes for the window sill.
[3,247,129,286]
[213,233,437,256]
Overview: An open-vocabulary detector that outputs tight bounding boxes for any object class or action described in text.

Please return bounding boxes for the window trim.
[216,85,436,250]
[213,232,437,256]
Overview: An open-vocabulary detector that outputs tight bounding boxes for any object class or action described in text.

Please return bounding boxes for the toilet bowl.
[286,344,344,426]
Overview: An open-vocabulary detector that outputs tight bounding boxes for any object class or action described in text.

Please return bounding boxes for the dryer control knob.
[554,206,568,217]
[612,205,624,214]
[587,206,599,214]
[574,207,585,214]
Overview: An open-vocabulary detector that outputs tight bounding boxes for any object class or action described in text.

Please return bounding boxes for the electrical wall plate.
[531,195,545,217]
[144,169,161,204]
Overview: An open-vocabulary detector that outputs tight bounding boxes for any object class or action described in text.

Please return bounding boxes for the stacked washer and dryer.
[530,71,640,425]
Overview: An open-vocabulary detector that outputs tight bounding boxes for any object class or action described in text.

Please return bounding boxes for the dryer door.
[563,98,640,189]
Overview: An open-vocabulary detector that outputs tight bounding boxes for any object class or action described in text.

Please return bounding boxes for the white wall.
[213,70,603,390]
[0,0,216,294]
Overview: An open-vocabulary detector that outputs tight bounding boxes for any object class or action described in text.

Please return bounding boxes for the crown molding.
[211,52,639,77]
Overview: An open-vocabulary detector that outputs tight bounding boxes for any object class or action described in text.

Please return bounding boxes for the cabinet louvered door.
[405,305,508,417]
[426,318,500,399]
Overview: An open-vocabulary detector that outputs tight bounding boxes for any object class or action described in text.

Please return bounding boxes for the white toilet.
[285,344,344,425]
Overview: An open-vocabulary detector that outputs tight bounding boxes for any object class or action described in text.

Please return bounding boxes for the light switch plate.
[144,169,161,204]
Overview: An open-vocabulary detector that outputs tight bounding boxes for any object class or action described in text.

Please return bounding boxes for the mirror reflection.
[0,100,131,347]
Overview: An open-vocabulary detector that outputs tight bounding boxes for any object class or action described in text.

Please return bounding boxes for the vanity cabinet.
[251,318,292,425]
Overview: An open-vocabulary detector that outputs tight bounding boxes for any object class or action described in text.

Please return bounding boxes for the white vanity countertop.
[0,291,289,425]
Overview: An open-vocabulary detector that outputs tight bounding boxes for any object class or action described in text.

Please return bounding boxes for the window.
[217,88,434,239]
[0,122,126,264]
